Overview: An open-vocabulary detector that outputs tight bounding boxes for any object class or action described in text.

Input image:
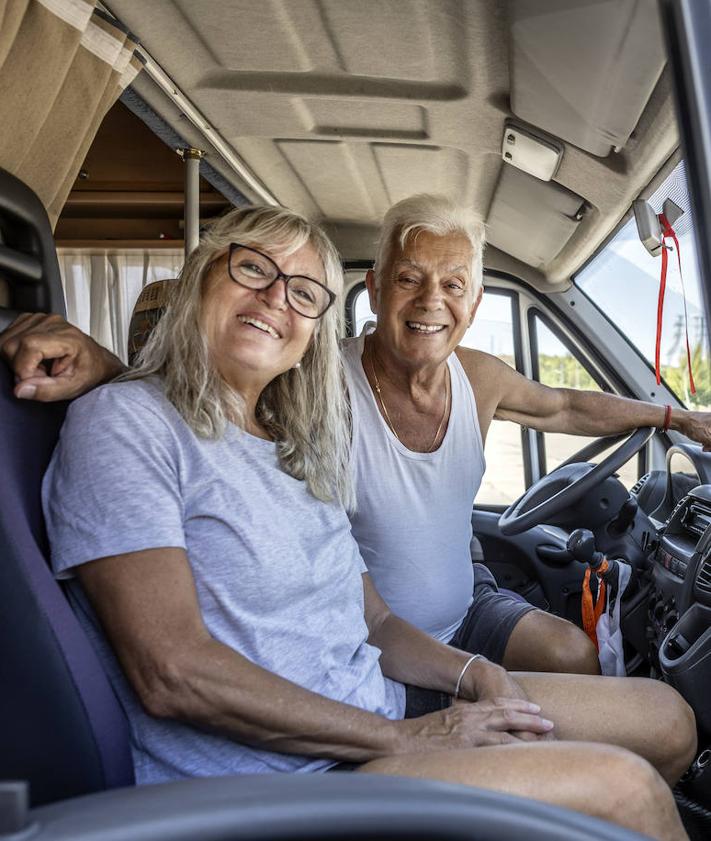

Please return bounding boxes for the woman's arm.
[78,549,553,760]
[362,574,545,715]
[78,546,406,763]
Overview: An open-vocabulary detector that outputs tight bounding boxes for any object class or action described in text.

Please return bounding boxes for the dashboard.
[641,449,711,736]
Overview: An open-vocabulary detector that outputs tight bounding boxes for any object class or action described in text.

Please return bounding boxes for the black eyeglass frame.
[227,243,336,319]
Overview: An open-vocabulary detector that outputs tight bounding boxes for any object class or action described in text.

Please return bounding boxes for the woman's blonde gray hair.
[123,205,353,509]
[374,193,485,297]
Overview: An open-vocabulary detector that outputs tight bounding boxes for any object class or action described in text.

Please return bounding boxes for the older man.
[4,194,711,677]
[339,194,711,676]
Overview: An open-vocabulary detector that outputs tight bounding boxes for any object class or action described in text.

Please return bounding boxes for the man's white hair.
[374,194,485,296]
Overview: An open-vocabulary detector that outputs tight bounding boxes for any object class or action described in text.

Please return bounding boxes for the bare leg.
[358,741,688,841]
[515,672,697,785]
[503,610,601,674]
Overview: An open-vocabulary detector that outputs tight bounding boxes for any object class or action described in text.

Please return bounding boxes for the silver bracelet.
[454,654,483,699]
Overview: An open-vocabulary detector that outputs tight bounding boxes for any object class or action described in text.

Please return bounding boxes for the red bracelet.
[662,404,673,433]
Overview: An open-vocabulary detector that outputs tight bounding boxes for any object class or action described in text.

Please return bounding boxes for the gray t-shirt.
[43,378,405,783]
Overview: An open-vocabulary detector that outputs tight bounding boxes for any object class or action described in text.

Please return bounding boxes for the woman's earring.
[293,361,301,369]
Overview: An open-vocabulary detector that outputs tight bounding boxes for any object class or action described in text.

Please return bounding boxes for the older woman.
[39,206,690,840]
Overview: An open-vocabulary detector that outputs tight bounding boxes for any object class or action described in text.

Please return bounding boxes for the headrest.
[0,168,65,317]
[127,278,175,365]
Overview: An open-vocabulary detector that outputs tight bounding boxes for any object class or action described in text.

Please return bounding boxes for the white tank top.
[342,332,486,642]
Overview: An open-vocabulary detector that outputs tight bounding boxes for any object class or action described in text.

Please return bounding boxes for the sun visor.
[486,167,584,270]
[509,0,666,157]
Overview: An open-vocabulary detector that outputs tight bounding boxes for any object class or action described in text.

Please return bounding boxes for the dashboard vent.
[697,557,711,594]
[683,502,711,538]
[631,472,651,496]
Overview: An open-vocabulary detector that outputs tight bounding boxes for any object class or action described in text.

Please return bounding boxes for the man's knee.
[547,622,600,675]
[504,611,601,674]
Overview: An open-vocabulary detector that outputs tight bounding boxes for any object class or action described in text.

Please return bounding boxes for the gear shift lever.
[567,528,606,571]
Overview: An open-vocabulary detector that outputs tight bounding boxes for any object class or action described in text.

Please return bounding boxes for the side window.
[461,292,526,506]
[532,314,639,489]
[352,284,375,336]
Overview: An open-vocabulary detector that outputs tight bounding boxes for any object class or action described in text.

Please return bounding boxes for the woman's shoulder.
[67,377,177,430]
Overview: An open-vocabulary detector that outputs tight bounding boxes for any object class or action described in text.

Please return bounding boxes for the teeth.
[238,315,280,338]
[407,321,445,334]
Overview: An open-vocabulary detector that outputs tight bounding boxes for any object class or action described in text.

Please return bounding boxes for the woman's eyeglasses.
[227,243,335,319]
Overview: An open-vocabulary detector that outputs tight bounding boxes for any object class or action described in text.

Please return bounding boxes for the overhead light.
[501,123,563,181]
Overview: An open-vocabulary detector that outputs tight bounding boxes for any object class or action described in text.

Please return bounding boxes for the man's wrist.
[97,344,128,383]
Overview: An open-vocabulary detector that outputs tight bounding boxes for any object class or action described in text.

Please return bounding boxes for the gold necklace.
[368,347,450,453]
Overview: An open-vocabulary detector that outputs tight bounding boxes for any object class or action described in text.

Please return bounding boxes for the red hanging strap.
[655,213,696,395]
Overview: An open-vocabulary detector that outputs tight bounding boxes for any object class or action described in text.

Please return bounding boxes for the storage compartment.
[659,603,711,734]
[509,0,666,156]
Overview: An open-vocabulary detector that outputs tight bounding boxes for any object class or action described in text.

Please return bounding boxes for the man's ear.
[468,286,484,326]
[365,268,379,314]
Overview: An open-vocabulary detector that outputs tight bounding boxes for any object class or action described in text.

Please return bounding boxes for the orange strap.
[581,560,609,649]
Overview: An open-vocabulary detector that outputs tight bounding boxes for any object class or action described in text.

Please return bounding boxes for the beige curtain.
[0,0,142,227]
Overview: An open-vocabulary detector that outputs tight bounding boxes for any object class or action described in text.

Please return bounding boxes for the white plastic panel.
[487,166,582,268]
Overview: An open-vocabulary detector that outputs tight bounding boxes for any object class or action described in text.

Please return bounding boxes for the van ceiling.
[102,0,678,286]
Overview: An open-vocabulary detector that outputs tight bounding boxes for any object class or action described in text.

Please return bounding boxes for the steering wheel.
[498,427,655,536]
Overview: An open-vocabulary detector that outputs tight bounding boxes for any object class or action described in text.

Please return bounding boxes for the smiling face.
[200,239,324,399]
[367,229,482,370]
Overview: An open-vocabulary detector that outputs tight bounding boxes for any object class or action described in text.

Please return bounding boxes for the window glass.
[534,316,638,489]
[353,285,376,336]
[576,161,710,409]
[471,292,525,505]
[349,286,525,504]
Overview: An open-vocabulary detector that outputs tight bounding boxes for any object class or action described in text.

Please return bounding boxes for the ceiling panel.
[105,0,678,282]
[277,140,379,223]
[374,144,468,205]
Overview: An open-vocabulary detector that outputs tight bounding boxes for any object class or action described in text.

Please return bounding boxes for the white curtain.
[58,248,183,362]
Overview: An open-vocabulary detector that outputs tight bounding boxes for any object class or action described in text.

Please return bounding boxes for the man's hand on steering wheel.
[677,411,711,452]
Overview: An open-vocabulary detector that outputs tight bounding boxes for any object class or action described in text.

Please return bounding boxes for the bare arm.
[78,549,552,760]
[459,348,711,449]
[362,574,547,715]
[78,547,410,763]
[0,313,124,401]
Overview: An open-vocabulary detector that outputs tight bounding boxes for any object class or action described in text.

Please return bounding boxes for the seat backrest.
[127,277,175,364]
[0,168,134,805]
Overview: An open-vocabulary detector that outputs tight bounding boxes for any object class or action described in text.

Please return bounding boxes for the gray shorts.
[448,563,537,664]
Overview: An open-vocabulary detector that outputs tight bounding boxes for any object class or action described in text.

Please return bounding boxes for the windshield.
[575,160,711,409]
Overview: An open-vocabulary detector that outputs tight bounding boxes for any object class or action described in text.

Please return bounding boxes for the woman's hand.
[459,657,555,741]
[392,697,554,753]
[461,657,528,704]
[0,313,124,401]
